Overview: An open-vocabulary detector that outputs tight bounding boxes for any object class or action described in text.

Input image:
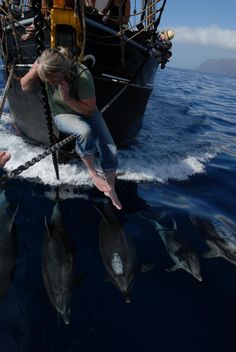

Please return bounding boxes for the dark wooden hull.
[2,13,159,148]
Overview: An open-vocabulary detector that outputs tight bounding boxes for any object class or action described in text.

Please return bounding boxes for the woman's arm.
[21,61,40,92]
[59,80,97,116]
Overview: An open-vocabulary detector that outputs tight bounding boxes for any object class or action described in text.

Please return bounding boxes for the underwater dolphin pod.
[138,209,236,282]
[138,209,202,282]
[1,187,236,323]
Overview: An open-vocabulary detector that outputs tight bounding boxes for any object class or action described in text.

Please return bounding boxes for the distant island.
[196,58,236,78]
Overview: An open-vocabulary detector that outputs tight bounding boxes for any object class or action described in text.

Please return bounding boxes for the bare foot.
[104,190,122,210]
[90,172,111,192]
[0,151,11,168]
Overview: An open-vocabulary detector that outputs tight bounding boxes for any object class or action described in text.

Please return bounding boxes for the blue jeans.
[54,111,118,173]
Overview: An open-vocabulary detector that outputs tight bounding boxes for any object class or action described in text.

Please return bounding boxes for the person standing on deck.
[20,47,122,210]
[101,0,130,29]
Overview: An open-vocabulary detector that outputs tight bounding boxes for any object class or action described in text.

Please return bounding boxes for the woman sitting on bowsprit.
[20,47,122,210]
[101,0,130,30]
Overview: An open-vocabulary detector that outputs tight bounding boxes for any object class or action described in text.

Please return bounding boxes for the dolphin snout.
[124,294,131,303]
[193,272,202,282]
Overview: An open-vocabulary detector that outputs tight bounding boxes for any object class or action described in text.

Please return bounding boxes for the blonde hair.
[37,47,75,82]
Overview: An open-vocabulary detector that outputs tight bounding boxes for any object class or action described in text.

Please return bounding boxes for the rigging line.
[129,0,162,18]
[5,0,22,62]
[76,0,86,61]
[0,18,9,64]
[130,0,161,17]
[0,64,14,118]
[101,50,154,116]
[126,20,157,42]
[154,0,167,31]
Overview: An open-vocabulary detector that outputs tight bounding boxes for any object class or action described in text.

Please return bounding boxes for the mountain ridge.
[196,58,236,78]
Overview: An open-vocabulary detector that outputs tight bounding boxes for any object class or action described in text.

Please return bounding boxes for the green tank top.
[45,63,95,116]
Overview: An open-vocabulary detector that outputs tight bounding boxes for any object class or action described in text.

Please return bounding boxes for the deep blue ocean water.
[0,67,236,352]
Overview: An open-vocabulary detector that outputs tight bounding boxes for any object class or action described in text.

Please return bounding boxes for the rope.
[75,0,86,61]
[4,0,22,62]
[0,5,27,29]
[0,135,76,184]
[129,0,162,17]
[32,0,60,180]
[0,64,14,118]
[154,0,167,31]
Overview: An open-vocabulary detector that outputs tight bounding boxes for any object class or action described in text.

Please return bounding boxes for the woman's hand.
[32,59,39,74]
[58,79,96,116]
[58,80,70,101]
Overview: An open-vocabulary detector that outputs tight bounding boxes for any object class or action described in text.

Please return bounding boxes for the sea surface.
[0,67,236,352]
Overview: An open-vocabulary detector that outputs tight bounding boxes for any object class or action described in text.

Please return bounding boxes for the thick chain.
[0,135,76,183]
[32,0,60,180]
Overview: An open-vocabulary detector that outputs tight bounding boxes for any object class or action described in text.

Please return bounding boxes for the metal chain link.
[0,134,76,183]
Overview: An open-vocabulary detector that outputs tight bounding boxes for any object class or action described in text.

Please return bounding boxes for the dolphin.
[190,214,236,266]
[139,210,202,282]
[0,188,18,300]
[96,203,153,303]
[42,200,75,324]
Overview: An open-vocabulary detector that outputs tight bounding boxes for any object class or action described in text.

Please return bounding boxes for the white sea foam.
[0,108,215,186]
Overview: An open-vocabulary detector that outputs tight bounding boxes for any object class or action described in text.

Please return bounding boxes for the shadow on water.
[0,177,236,352]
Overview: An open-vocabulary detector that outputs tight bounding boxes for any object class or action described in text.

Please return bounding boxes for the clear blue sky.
[131,0,236,69]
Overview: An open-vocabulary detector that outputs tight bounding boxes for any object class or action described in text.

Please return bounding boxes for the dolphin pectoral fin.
[138,210,167,222]
[202,250,219,258]
[166,264,180,272]
[153,211,167,221]
[140,262,155,273]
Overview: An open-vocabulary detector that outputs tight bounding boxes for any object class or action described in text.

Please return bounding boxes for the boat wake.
[0,105,215,186]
